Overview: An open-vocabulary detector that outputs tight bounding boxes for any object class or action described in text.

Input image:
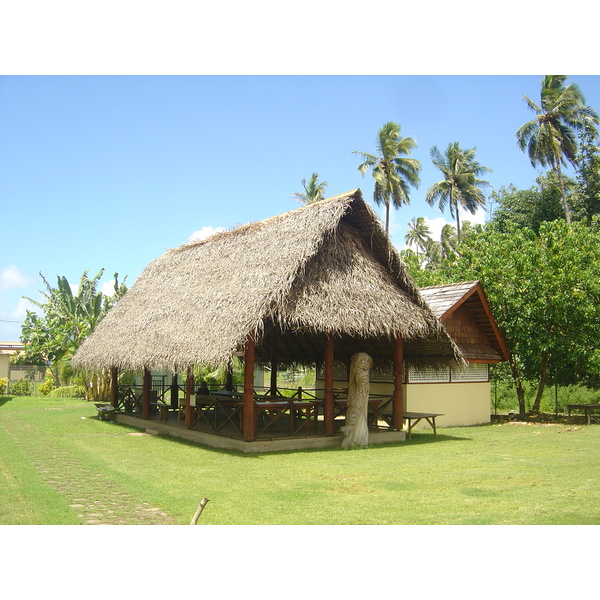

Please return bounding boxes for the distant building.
[0,341,25,379]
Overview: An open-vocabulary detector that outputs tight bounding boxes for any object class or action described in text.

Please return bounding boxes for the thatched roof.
[73,189,462,372]
[419,281,509,363]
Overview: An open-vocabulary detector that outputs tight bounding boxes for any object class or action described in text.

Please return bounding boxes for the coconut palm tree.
[353,122,421,233]
[424,238,443,269]
[405,217,431,256]
[440,223,458,259]
[291,173,328,204]
[516,75,599,224]
[426,142,491,243]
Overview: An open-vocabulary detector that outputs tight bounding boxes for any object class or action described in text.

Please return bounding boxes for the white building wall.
[316,377,491,430]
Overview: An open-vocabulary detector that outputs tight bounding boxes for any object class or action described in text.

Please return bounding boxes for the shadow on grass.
[0,396,15,408]
[402,432,472,445]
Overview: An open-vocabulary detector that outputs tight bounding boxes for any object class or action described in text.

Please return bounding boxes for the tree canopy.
[516,75,599,223]
[353,121,421,233]
[19,270,127,389]
[430,221,600,413]
[291,173,328,204]
[426,142,491,242]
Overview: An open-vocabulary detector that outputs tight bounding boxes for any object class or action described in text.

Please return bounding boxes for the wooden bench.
[567,404,600,425]
[403,412,444,440]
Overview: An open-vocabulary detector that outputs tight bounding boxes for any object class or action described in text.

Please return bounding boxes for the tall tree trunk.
[385,202,390,234]
[452,184,461,244]
[508,355,527,415]
[555,162,572,225]
[531,353,550,413]
[50,365,60,388]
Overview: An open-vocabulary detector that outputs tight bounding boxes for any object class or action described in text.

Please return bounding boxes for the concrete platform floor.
[114,413,406,453]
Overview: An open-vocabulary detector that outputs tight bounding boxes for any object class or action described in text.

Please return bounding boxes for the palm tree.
[424,238,443,269]
[291,173,328,204]
[516,75,599,224]
[426,142,491,243]
[440,223,458,259]
[353,122,421,233]
[405,217,431,256]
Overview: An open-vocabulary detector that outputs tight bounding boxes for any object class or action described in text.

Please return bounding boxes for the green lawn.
[2,395,600,525]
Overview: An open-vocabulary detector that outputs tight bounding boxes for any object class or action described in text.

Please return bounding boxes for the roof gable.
[419,281,509,363]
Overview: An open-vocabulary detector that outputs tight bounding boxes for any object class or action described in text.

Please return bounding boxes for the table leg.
[427,417,438,436]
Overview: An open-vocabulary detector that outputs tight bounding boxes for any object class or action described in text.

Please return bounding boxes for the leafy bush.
[49,385,86,398]
[38,376,55,396]
[490,380,600,415]
[0,377,8,395]
[10,379,32,396]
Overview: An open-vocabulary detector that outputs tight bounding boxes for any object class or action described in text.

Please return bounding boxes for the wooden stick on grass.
[190,498,210,525]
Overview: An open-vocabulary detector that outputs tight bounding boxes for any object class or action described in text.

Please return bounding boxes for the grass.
[2,395,600,525]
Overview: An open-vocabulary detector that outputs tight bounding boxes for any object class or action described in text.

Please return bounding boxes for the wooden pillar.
[142,367,151,419]
[170,373,179,409]
[243,334,256,441]
[110,366,119,409]
[270,329,278,396]
[225,362,234,392]
[393,335,404,430]
[324,332,335,435]
[184,366,194,429]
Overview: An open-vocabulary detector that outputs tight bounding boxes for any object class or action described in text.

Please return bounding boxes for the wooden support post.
[393,335,404,430]
[243,334,256,441]
[142,367,151,419]
[225,361,234,392]
[110,366,118,409]
[170,373,179,409]
[324,332,335,435]
[270,329,278,396]
[185,366,194,429]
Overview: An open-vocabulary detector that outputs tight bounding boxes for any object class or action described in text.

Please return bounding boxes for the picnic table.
[255,399,319,436]
[403,411,444,440]
[189,392,319,437]
[567,404,600,425]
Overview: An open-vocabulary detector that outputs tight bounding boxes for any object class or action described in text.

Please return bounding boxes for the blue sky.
[2,74,600,340]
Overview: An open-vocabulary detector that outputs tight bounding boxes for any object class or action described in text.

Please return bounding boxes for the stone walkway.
[2,415,176,525]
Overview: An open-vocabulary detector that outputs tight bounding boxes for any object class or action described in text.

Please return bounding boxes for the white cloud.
[101,280,117,296]
[461,206,487,227]
[12,297,37,320]
[423,217,450,242]
[189,226,226,242]
[0,265,29,292]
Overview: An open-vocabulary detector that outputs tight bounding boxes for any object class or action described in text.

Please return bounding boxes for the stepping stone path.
[2,415,176,525]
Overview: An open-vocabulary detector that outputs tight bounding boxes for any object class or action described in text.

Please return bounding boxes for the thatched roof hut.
[73,189,461,374]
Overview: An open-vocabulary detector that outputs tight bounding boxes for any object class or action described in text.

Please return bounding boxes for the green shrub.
[38,376,55,396]
[0,377,8,395]
[10,379,32,396]
[49,385,86,398]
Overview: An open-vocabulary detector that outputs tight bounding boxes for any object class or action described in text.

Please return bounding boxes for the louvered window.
[408,366,450,383]
[451,364,489,382]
